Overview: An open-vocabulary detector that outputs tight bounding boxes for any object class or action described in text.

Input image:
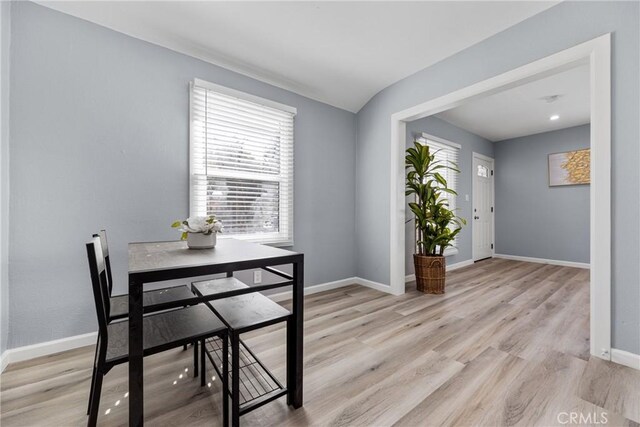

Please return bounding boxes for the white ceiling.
[435,63,590,141]
[37,1,558,113]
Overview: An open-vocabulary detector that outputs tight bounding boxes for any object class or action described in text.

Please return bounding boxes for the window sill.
[219,234,293,248]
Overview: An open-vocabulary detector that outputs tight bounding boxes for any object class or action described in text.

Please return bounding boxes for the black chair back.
[93,230,113,295]
[86,237,110,338]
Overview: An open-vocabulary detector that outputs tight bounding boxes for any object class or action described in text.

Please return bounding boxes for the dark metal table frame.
[127,239,304,426]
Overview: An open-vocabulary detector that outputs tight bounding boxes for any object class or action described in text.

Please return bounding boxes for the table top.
[128,238,301,274]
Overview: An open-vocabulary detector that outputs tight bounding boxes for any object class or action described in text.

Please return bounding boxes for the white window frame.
[189,79,296,246]
[417,132,461,257]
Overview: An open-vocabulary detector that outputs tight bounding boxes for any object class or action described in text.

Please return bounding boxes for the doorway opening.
[392,34,611,360]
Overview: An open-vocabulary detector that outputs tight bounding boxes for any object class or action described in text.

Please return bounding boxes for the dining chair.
[85,237,229,427]
[93,230,196,322]
[91,231,201,387]
[192,277,291,427]
[93,230,198,362]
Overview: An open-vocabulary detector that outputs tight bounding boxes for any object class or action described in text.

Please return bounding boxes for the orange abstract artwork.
[548,149,590,186]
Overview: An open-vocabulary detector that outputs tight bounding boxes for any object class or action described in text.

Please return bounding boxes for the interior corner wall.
[404,116,493,274]
[494,125,591,264]
[8,1,357,349]
[355,1,639,354]
[0,0,11,357]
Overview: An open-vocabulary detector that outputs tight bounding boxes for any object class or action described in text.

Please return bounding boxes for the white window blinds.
[418,133,461,249]
[190,79,296,245]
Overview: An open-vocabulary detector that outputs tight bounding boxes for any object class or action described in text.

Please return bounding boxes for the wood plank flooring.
[2,259,639,426]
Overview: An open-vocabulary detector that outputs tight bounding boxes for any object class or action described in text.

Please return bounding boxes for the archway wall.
[354,1,639,355]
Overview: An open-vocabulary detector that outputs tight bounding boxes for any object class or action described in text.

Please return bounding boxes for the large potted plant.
[406,140,465,294]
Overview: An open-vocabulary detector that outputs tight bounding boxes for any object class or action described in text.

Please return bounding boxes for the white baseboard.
[448,259,475,271]
[1,278,365,370]
[0,350,8,373]
[493,254,590,269]
[354,277,396,295]
[0,331,97,373]
[267,277,359,302]
[405,258,475,282]
[611,348,640,370]
[2,267,497,370]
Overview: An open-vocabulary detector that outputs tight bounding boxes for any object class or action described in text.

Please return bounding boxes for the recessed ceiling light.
[550,115,560,121]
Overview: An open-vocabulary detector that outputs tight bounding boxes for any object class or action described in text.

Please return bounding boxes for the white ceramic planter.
[186,232,217,249]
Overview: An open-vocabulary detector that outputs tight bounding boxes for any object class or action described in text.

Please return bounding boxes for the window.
[190,79,296,245]
[418,133,461,252]
[477,164,489,178]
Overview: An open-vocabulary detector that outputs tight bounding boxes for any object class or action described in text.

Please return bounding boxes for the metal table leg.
[128,276,144,426]
[222,334,229,426]
[231,332,240,427]
[288,257,304,408]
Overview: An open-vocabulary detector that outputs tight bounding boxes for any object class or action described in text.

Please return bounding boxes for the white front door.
[472,154,494,261]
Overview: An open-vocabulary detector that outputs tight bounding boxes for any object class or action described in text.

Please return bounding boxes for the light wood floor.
[2,259,639,426]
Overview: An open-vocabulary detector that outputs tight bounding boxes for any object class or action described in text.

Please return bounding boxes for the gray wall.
[1,0,11,356]
[355,1,639,353]
[8,2,356,348]
[494,125,590,264]
[405,116,493,274]
[5,1,640,356]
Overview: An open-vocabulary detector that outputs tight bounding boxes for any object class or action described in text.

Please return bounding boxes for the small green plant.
[405,140,466,256]
[171,215,222,240]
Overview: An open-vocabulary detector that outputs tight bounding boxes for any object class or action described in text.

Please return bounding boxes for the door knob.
[474,216,479,220]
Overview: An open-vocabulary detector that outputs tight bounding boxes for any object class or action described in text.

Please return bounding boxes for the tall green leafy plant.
[405,140,466,256]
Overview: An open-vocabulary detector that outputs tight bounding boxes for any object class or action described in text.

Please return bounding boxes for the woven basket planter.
[413,254,446,294]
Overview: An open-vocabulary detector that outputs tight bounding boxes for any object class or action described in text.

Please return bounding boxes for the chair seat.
[209,293,290,333]
[192,277,249,297]
[106,305,226,364]
[109,284,195,320]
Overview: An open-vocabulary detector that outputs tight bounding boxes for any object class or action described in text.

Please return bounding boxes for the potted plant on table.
[405,140,465,294]
[171,215,223,249]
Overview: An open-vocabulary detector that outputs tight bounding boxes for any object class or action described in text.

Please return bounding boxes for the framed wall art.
[548,148,590,186]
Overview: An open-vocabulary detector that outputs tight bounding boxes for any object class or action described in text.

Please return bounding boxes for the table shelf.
[204,336,287,414]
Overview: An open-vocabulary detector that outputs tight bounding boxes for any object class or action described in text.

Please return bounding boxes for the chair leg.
[86,365,97,415]
[86,342,99,415]
[87,370,104,427]
[231,332,240,427]
[183,306,188,351]
[200,338,206,387]
[193,340,199,378]
[222,334,229,427]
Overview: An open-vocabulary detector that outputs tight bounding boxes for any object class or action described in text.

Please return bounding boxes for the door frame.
[471,152,495,262]
[389,34,611,360]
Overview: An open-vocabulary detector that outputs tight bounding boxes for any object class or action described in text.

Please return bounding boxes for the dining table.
[127,238,304,426]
